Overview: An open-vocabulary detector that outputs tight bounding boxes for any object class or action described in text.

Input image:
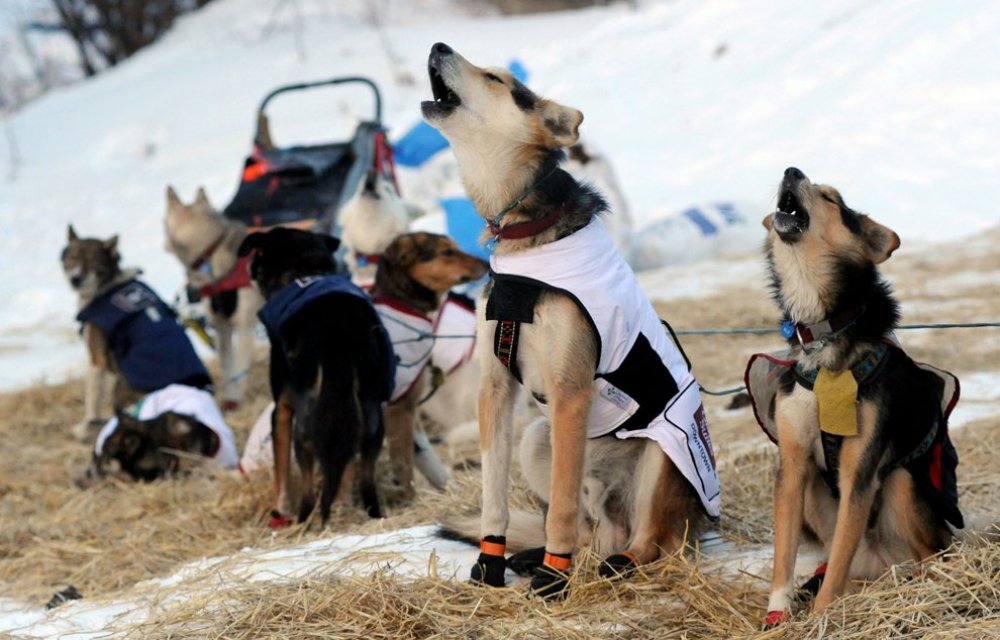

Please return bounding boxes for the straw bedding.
[1,229,998,638]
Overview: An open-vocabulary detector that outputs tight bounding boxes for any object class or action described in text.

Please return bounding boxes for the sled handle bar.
[255,76,383,139]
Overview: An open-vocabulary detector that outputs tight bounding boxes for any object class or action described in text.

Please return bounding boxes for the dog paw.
[762,610,789,630]
[795,562,827,602]
[530,561,571,600]
[470,552,507,587]
[598,552,638,579]
[268,511,294,528]
[506,547,546,576]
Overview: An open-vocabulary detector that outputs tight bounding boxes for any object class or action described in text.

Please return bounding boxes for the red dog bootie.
[268,510,294,528]
[470,536,507,587]
[763,609,789,629]
[529,551,572,599]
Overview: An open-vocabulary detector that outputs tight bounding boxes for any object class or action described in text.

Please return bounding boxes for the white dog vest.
[488,220,720,518]
[94,384,239,468]
[374,295,436,403]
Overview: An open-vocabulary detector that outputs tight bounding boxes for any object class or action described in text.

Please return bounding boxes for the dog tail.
[311,360,360,524]
[438,509,546,552]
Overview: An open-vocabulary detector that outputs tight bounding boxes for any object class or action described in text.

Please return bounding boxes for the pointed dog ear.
[538,100,583,148]
[195,186,210,206]
[237,232,265,257]
[67,224,79,242]
[323,234,341,254]
[166,185,182,208]
[762,213,774,230]
[858,215,900,264]
[103,234,119,254]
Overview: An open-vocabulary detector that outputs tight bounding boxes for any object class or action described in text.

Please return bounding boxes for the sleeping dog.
[238,228,395,525]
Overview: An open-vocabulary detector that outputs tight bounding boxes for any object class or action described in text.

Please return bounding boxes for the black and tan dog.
[96,411,221,481]
[238,227,395,525]
[372,232,486,495]
[754,167,964,625]
[423,43,720,598]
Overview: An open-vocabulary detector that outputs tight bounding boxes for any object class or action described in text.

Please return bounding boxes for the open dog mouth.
[773,187,809,239]
[421,58,461,118]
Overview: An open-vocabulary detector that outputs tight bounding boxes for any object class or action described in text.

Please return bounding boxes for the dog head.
[237,227,341,299]
[98,411,217,482]
[421,43,582,152]
[763,168,900,263]
[375,233,487,311]
[61,225,121,299]
[163,186,225,267]
[763,168,900,322]
[339,169,412,257]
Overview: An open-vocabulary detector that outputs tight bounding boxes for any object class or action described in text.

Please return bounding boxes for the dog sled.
[223,76,398,233]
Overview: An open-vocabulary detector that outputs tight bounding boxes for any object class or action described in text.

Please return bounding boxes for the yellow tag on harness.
[814,367,859,436]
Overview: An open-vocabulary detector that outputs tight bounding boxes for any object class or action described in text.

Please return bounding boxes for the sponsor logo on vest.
[694,404,716,470]
[295,276,323,288]
[601,383,632,411]
[112,282,157,313]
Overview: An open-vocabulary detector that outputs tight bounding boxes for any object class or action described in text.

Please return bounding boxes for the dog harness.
[487,219,721,519]
[77,279,211,392]
[257,275,396,402]
[93,384,239,468]
[745,342,964,528]
[373,293,436,403]
[430,292,477,375]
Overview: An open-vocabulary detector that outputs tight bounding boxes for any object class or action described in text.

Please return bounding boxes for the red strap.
[487,204,566,241]
[268,513,293,528]
[199,254,253,298]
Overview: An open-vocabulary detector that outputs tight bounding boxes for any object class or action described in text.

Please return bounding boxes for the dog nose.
[784,167,805,180]
[433,42,453,55]
[70,275,83,288]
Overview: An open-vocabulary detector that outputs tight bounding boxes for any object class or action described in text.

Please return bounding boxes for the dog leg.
[270,395,294,526]
[413,425,449,490]
[213,313,235,408]
[357,396,385,518]
[531,386,591,598]
[384,398,417,499]
[294,437,317,524]
[812,403,882,613]
[601,445,693,578]
[472,362,519,588]
[765,404,813,627]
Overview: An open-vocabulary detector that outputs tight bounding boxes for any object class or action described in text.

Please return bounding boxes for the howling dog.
[164,186,263,410]
[239,228,395,525]
[422,43,720,598]
[748,168,965,626]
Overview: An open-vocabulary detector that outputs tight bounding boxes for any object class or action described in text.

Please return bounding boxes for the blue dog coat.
[77,280,209,392]
[258,275,396,401]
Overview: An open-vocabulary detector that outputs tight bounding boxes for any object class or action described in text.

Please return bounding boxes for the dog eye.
[820,194,837,204]
[442,248,456,257]
[484,73,504,84]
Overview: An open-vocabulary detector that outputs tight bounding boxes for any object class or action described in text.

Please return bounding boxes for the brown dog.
[422,43,720,598]
[756,167,964,626]
[372,232,486,496]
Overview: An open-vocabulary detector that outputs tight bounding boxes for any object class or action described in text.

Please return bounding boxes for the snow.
[0,0,998,391]
[0,0,998,634]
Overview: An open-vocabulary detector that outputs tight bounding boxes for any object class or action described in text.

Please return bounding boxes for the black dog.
[238,228,395,525]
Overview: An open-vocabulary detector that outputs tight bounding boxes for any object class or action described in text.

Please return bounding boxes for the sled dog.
[423,43,720,598]
[752,168,964,626]
[373,232,487,494]
[62,226,214,424]
[239,228,395,525]
[164,186,263,410]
